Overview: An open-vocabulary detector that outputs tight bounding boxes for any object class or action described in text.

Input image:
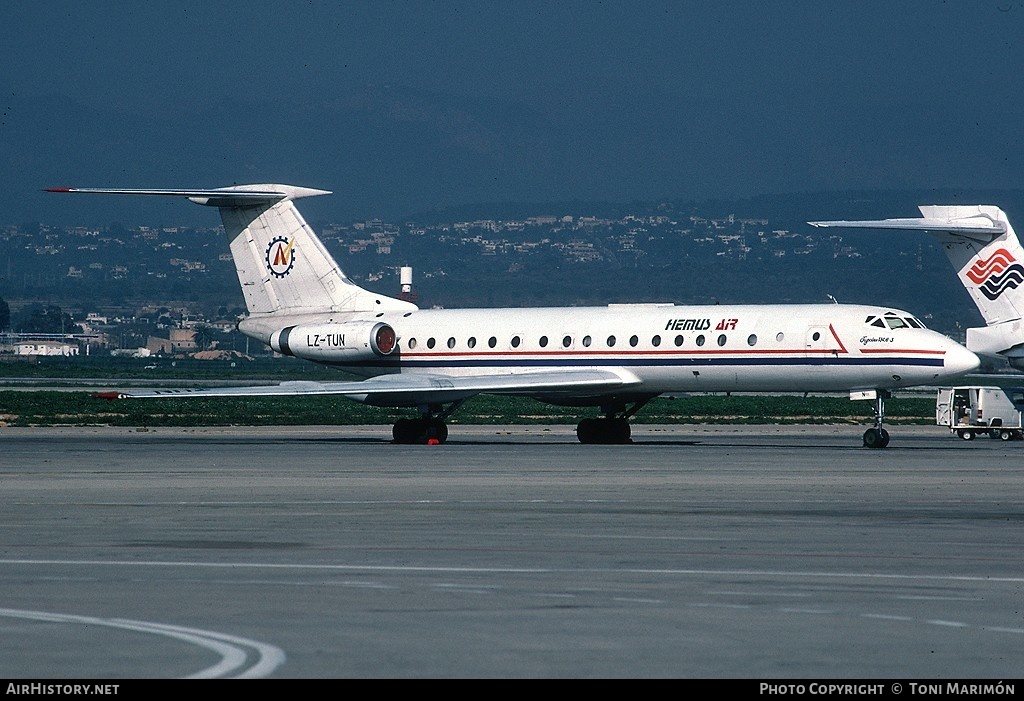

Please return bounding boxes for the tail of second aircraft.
[810,205,1024,368]
[48,185,418,318]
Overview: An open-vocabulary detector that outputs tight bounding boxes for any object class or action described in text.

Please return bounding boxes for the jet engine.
[269,321,397,362]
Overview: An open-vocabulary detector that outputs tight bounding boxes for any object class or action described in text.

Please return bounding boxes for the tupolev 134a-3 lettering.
[49,185,979,447]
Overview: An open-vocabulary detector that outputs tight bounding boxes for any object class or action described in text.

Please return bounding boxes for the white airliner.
[810,205,1024,372]
[49,184,979,447]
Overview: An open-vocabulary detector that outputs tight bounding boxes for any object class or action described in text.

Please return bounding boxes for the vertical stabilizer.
[215,186,414,314]
[915,205,1024,327]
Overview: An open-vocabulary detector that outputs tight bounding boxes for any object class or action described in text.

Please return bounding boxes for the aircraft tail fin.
[810,206,1024,366]
[47,185,417,316]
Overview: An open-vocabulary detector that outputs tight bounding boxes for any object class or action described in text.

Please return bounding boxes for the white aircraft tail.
[810,205,1024,366]
[48,185,417,317]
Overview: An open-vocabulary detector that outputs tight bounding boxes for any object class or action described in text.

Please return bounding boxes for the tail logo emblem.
[966,248,1024,300]
[266,236,296,278]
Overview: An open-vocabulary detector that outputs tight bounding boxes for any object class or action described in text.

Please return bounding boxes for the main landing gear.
[862,390,891,449]
[392,400,465,445]
[576,398,653,444]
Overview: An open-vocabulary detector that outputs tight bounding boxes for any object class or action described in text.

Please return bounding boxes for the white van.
[936,386,1024,441]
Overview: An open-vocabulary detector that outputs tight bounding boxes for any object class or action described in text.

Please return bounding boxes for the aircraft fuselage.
[240,302,977,402]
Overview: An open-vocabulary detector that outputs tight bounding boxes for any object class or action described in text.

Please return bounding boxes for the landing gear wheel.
[392,418,420,444]
[576,418,601,444]
[609,417,631,444]
[576,417,632,444]
[426,418,448,444]
[863,427,890,449]
[392,417,448,445]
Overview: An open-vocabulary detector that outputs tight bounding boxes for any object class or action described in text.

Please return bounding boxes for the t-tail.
[47,185,418,329]
[810,205,1024,369]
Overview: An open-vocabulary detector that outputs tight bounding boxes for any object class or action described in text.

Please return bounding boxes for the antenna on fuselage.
[827,294,839,304]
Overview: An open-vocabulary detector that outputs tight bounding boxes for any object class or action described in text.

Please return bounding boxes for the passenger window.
[629,335,639,347]
[674,335,684,347]
[467,337,476,349]
[747,334,757,346]
[607,335,616,347]
[776,332,784,342]
[652,335,661,347]
[408,338,417,349]
[427,338,436,349]
[582,335,592,347]
[511,336,521,348]
[696,334,706,346]
[562,335,572,348]
[447,337,456,349]
[488,336,497,348]
[717,334,727,347]
[812,332,821,341]
[539,336,548,348]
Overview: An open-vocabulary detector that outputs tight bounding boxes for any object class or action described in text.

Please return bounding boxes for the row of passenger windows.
[404,332,776,351]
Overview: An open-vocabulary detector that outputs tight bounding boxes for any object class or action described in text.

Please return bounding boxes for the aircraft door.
[804,325,832,357]
[804,324,844,379]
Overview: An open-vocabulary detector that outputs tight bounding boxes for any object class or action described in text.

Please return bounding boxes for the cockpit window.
[884,315,908,330]
[906,317,925,329]
[870,318,886,328]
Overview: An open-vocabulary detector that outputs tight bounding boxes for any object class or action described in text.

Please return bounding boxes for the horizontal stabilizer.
[45,185,331,208]
[809,214,1006,242]
[810,217,1005,233]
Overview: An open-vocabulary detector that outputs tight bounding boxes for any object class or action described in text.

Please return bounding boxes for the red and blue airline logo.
[966,248,1024,300]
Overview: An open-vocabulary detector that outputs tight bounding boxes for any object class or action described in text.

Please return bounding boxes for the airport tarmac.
[0,423,1021,679]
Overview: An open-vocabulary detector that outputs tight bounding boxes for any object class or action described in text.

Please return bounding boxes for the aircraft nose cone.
[945,343,980,376]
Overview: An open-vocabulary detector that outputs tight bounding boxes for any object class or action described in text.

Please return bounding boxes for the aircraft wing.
[93,369,640,404]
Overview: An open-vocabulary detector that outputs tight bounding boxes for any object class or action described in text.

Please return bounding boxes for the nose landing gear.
[862,390,891,449]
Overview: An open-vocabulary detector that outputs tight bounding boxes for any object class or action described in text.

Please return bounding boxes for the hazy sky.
[7,1,1024,223]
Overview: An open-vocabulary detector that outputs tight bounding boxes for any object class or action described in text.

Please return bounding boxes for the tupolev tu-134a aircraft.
[48,184,980,447]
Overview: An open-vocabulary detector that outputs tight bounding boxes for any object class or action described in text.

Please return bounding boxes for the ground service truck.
[936,386,1024,441]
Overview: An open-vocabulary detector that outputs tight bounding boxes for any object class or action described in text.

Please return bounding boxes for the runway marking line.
[4,559,1024,584]
[0,607,285,679]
